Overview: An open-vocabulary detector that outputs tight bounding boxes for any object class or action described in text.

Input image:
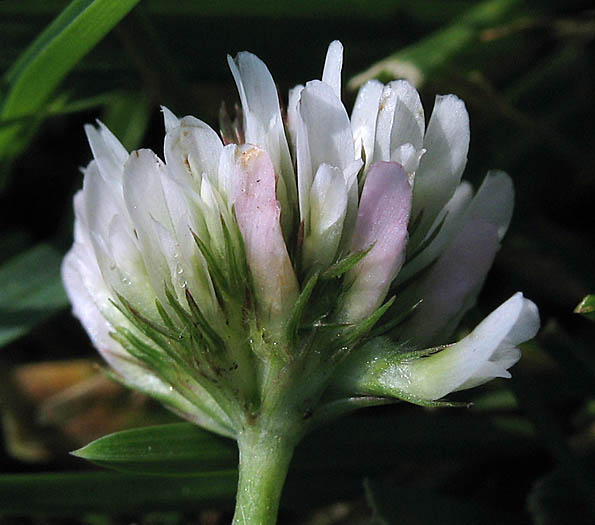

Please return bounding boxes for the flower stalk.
[233,411,302,524]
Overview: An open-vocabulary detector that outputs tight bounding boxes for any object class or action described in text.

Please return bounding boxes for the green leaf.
[0,471,237,515]
[0,244,68,347]
[72,409,535,478]
[574,294,595,321]
[73,423,237,475]
[2,0,141,117]
[0,0,142,188]
[348,0,522,89]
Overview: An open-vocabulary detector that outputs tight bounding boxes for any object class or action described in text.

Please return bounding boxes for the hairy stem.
[232,423,297,525]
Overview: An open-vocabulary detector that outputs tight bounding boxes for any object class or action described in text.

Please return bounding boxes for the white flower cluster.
[63,41,538,435]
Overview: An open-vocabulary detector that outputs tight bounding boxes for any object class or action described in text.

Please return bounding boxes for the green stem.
[232,424,297,524]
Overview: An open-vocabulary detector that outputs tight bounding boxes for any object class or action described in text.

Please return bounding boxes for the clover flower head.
[63,41,539,438]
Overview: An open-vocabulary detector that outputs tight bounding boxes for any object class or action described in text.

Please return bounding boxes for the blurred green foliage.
[0,0,593,523]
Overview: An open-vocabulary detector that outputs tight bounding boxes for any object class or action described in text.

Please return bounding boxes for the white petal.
[465,170,514,241]
[82,161,122,244]
[217,143,238,211]
[299,79,354,172]
[122,149,174,304]
[286,84,304,152]
[400,293,539,399]
[390,143,425,176]
[411,94,470,244]
[105,213,156,316]
[388,80,425,151]
[294,101,313,228]
[297,79,354,229]
[303,163,348,271]
[373,85,397,162]
[374,80,425,164]
[351,79,383,172]
[63,250,233,436]
[84,122,128,184]
[62,248,114,355]
[321,40,343,100]
[161,106,180,132]
[163,115,222,191]
[199,176,225,256]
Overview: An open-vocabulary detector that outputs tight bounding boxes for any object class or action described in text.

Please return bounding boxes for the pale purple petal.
[233,146,299,322]
[395,181,473,286]
[339,161,412,322]
[397,170,514,345]
[399,219,500,347]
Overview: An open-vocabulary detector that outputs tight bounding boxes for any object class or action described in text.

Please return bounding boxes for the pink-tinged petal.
[233,146,299,322]
[340,161,412,322]
[400,219,500,347]
[227,52,296,224]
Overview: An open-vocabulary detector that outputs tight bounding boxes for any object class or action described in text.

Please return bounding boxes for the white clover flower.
[63,40,539,437]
